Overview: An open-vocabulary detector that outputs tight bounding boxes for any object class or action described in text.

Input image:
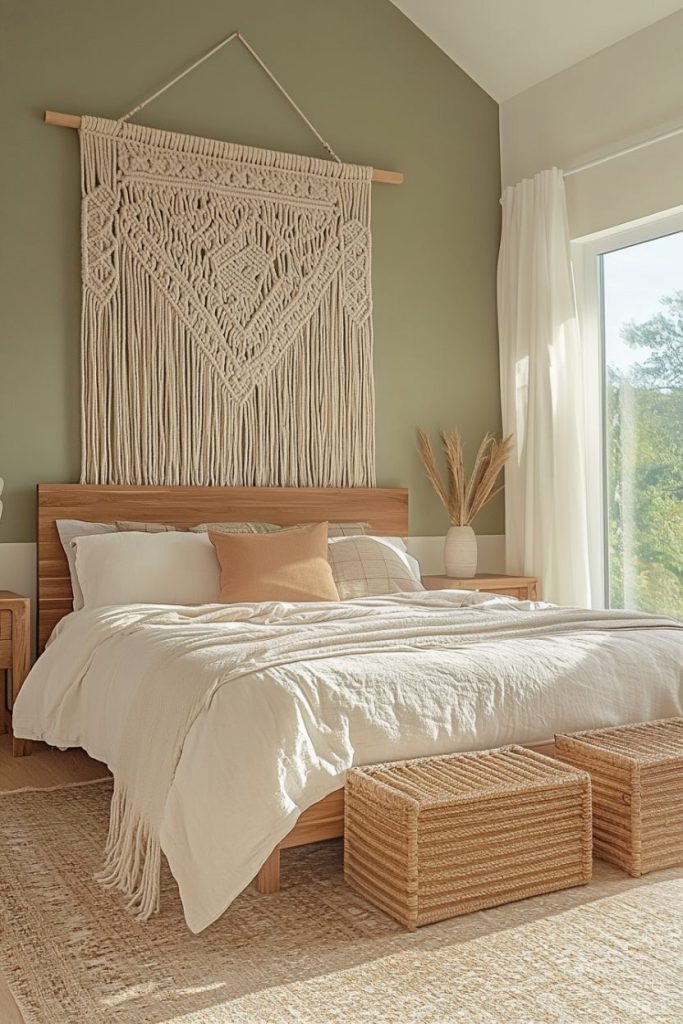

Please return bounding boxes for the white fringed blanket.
[79,116,375,487]
[14,592,683,932]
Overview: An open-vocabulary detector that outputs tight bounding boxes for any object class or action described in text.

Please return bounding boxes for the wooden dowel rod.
[43,110,404,184]
[370,167,404,185]
[45,110,81,129]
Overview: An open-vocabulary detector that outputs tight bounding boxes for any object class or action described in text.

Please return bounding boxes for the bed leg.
[256,846,281,894]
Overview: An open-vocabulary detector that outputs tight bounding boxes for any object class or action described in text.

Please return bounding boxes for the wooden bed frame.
[35,482,409,893]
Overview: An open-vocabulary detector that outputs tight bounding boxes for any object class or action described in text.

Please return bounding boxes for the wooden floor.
[0,737,109,791]
[0,736,109,1023]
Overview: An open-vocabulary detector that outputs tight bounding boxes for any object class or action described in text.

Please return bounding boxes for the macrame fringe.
[95,783,161,922]
[81,279,374,486]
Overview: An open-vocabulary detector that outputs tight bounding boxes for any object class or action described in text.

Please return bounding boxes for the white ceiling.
[390,0,683,101]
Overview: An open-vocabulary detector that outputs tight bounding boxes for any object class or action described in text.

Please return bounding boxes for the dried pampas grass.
[417,428,513,527]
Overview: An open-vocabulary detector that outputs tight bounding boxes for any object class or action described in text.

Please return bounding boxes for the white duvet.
[14,590,683,933]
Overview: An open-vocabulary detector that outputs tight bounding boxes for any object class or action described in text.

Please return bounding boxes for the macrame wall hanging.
[45,32,403,488]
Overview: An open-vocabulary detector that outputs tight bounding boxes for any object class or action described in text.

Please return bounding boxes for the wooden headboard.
[37,483,409,651]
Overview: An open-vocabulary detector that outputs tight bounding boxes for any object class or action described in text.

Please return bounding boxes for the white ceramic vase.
[444,525,477,578]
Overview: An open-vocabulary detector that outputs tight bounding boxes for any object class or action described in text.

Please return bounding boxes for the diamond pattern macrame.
[82,185,118,304]
[79,117,375,487]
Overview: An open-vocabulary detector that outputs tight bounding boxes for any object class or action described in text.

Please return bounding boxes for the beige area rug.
[0,781,682,1024]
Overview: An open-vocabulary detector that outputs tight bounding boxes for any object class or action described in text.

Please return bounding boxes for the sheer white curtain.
[497,168,592,606]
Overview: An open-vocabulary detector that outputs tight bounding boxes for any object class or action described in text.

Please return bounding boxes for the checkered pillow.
[116,521,179,533]
[191,521,368,536]
[327,536,424,599]
[326,522,371,538]
[189,522,280,535]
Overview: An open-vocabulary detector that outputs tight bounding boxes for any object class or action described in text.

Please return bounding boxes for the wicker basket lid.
[556,718,683,766]
[348,746,585,807]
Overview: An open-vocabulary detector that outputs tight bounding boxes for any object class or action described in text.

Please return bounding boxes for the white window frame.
[571,205,683,608]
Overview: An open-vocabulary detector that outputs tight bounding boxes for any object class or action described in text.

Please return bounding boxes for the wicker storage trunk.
[344,745,592,930]
[555,718,683,877]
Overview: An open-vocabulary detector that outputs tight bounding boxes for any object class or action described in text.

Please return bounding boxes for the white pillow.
[72,531,221,608]
[56,519,118,610]
[327,536,424,600]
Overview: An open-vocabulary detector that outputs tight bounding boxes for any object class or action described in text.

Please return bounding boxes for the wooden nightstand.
[0,591,31,757]
[422,574,538,601]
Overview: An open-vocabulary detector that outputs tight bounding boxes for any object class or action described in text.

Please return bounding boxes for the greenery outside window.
[574,209,683,617]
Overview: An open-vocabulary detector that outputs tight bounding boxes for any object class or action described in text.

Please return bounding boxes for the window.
[574,210,683,617]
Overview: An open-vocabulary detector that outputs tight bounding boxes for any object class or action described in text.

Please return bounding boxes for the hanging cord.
[117,30,342,163]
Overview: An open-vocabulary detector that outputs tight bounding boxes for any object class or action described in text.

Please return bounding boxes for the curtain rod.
[564,121,683,178]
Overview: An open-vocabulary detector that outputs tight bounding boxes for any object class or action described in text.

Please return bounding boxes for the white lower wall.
[405,535,505,575]
[0,543,37,653]
[0,543,36,606]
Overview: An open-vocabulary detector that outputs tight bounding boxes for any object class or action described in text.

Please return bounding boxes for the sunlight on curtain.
[497,168,592,606]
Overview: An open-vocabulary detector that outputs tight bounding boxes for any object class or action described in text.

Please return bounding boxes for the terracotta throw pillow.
[209,522,340,603]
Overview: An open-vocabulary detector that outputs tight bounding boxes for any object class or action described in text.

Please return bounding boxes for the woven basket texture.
[344,745,592,930]
[555,717,683,877]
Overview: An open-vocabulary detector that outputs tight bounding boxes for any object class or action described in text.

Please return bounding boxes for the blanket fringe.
[95,783,161,921]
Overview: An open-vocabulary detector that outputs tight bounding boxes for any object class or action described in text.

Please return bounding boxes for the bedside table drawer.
[0,592,31,755]
[0,639,11,669]
[0,610,11,640]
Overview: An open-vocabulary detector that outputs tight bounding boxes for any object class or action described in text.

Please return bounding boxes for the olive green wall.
[0,0,501,542]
